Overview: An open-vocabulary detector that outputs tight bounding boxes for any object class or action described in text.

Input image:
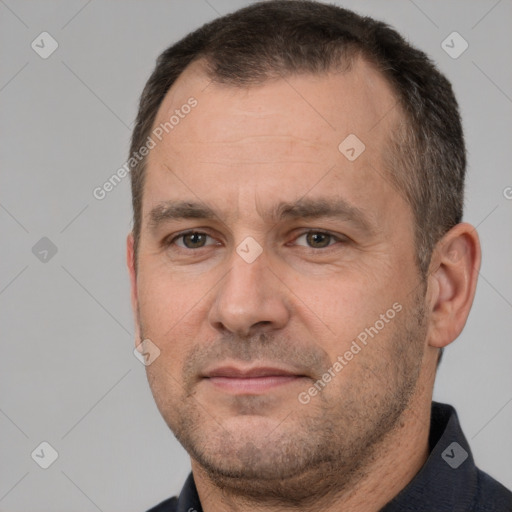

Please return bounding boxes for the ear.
[426,223,481,349]
[126,232,141,345]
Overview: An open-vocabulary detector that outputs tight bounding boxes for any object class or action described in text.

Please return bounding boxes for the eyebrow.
[148,197,374,234]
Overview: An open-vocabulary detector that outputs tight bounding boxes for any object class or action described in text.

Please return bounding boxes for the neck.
[192,390,433,512]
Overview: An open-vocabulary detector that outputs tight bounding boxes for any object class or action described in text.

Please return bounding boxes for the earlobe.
[426,223,481,349]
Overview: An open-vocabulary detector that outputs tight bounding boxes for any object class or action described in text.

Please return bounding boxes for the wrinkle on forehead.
[153,55,400,144]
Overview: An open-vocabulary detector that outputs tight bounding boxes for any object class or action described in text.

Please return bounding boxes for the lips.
[205,366,298,378]
[202,365,307,394]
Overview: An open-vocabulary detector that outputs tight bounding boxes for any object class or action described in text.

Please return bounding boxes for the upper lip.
[203,365,304,379]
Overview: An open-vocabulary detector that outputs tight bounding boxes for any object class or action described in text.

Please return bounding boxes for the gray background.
[1,1,511,511]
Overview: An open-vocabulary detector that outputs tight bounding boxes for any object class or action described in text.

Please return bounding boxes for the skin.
[127,57,481,512]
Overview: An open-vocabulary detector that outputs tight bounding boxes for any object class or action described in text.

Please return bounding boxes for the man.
[126,1,512,511]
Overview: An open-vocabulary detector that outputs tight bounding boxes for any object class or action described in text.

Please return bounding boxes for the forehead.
[142,57,407,228]
[153,57,399,144]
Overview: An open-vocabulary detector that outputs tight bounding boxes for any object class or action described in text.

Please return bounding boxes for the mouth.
[202,365,309,394]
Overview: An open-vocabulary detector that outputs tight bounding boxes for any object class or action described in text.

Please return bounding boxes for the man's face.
[129,59,429,495]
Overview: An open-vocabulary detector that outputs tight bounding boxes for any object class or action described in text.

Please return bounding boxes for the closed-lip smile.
[202,364,308,394]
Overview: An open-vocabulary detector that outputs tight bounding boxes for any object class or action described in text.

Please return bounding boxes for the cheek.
[293,270,405,357]
[138,263,203,317]
[137,271,208,362]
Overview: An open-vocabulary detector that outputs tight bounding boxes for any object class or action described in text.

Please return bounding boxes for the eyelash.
[163,229,345,252]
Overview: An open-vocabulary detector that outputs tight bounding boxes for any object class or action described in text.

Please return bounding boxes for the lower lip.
[206,375,302,393]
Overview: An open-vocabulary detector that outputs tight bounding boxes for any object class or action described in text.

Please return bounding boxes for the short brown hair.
[129,0,465,279]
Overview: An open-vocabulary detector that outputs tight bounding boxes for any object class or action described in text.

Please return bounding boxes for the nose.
[208,246,291,338]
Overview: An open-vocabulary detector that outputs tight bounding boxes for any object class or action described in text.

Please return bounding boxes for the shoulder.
[471,468,512,512]
[145,496,179,512]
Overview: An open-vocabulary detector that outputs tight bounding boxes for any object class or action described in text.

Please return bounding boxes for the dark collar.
[381,401,478,511]
[154,402,510,512]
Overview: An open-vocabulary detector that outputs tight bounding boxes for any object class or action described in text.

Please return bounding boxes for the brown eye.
[305,232,332,248]
[170,231,213,249]
[294,231,338,249]
[180,232,208,249]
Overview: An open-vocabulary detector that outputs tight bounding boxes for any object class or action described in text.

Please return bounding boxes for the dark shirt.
[146,402,512,512]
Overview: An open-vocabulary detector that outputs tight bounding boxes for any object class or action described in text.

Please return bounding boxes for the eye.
[293,230,342,249]
[167,231,218,250]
